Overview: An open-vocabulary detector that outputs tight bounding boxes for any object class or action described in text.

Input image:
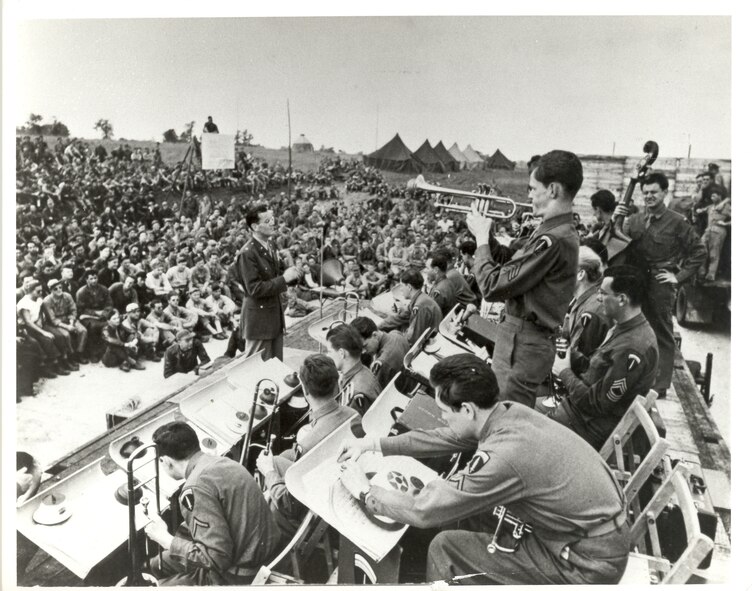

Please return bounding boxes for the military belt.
[500,313,554,335]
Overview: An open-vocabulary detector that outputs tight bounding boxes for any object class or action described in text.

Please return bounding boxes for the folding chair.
[620,463,714,584]
[600,391,670,508]
[251,511,334,585]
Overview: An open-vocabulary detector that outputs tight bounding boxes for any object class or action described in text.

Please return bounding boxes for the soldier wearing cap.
[467,150,581,408]
[43,278,88,365]
[146,421,279,585]
[163,329,211,378]
[380,269,443,346]
[551,265,658,449]
[338,354,629,585]
[121,302,161,362]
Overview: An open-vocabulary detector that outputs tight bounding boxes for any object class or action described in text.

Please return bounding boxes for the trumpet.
[407,175,533,220]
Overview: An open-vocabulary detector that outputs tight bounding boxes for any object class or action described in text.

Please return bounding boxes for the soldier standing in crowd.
[467,150,581,407]
[615,171,706,396]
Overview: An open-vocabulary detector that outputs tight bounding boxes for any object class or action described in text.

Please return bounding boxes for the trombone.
[407,175,534,220]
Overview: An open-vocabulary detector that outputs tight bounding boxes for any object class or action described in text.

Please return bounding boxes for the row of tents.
[364,133,516,173]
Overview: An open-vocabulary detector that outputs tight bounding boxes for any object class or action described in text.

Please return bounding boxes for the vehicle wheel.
[675,285,689,326]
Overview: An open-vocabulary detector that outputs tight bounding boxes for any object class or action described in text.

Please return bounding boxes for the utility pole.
[612,141,616,156]
[687,134,692,160]
[287,100,292,198]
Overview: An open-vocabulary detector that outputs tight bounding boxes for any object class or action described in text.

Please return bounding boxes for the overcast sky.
[14,15,730,159]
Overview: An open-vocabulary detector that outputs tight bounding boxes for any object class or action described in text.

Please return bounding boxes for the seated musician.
[550,265,658,449]
[325,324,381,415]
[349,316,409,389]
[378,269,443,346]
[338,354,630,585]
[562,245,612,374]
[144,422,280,585]
[256,354,363,542]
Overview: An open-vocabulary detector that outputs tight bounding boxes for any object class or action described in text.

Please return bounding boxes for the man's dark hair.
[707,162,719,172]
[696,172,711,180]
[640,172,669,191]
[153,421,201,460]
[84,268,97,279]
[708,184,727,199]
[350,316,378,340]
[430,354,499,410]
[459,240,477,256]
[299,354,340,399]
[399,268,424,290]
[604,265,647,306]
[526,154,541,173]
[429,250,450,273]
[590,189,617,214]
[326,324,364,357]
[245,204,269,228]
[531,150,583,198]
[580,237,609,266]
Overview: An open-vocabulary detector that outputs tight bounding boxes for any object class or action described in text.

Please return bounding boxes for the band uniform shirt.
[373,331,410,388]
[339,361,382,414]
[558,312,659,449]
[405,291,444,346]
[623,203,706,283]
[473,213,579,330]
[371,402,625,557]
[563,283,612,374]
[430,276,458,317]
[169,453,279,578]
[446,268,479,307]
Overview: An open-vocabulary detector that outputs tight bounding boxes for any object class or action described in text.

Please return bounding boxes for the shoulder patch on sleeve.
[411,306,419,317]
[180,487,195,512]
[581,312,592,326]
[627,353,642,372]
[533,235,553,254]
[466,450,491,474]
[431,290,441,299]
[606,377,628,402]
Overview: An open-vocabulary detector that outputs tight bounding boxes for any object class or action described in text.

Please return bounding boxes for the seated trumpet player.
[325,324,381,415]
[255,354,363,543]
[550,265,658,449]
[338,354,630,585]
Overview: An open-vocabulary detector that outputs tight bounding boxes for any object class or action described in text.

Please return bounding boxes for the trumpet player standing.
[467,150,581,408]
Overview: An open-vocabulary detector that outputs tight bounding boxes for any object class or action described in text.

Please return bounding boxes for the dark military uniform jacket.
[446,268,478,307]
[559,313,658,449]
[369,402,625,557]
[339,361,382,415]
[380,290,444,347]
[163,341,210,378]
[169,453,279,583]
[235,236,287,341]
[430,275,457,317]
[474,213,579,330]
[373,331,409,388]
[623,203,706,282]
[563,283,612,374]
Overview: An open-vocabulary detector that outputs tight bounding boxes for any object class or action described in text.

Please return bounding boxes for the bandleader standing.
[236,205,299,361]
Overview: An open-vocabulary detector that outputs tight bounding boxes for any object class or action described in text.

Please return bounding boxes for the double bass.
[602,140,660,262]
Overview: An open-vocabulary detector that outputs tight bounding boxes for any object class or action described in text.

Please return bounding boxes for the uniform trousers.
[80,317,107,360]
[493,315,555,408]
[426,524,629,585]
[149,552,254,587]
[642,278,675,392]
[245,335,283,362]
[702,227,727,281]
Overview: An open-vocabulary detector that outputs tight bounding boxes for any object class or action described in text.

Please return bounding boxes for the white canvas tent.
[448,142,469,170]
[463,144,484,169]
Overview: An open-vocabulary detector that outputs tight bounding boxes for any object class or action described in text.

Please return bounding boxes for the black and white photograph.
[3,2,744,588]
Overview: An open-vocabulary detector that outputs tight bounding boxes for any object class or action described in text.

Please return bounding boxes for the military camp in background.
[487,148,516,170]
[433,141,459,172]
